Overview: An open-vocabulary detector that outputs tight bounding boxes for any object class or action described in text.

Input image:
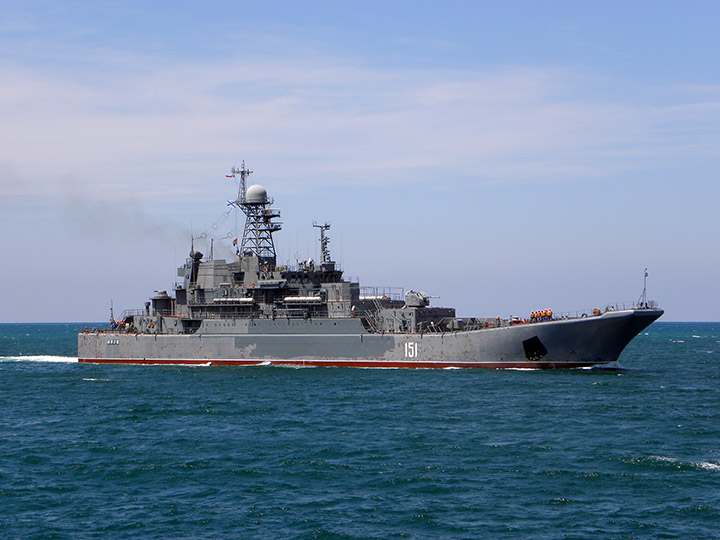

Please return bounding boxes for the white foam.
[171,362,212,368]
[593,361,622,370]
[0,355,78,363]
[650,455,720,472]
[651,455,677,463]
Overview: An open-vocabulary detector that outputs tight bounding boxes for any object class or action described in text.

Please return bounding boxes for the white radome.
[246,184,268,204]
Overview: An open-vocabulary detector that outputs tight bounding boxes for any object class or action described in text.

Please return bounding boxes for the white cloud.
[1,53,719,205]
[1,46,719,321]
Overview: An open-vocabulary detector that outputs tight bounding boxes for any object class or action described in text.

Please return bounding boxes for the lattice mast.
[230,161,252,205]
[228,163,282,266]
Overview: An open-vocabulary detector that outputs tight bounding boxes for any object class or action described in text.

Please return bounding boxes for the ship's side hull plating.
[78,308,662,369]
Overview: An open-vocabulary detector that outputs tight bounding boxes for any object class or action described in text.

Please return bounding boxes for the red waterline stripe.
[78,358,602,369]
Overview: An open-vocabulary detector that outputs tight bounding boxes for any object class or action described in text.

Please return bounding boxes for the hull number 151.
[404,342,418,358]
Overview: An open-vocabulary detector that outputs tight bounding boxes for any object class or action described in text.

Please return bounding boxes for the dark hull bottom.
[78,358,606,369]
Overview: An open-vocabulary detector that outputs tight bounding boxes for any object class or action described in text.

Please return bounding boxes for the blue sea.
[1,322,718,539]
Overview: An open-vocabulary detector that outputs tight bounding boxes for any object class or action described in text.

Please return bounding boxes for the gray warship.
[78,164,663,368]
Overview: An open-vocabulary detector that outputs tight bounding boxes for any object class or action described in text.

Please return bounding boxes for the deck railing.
[106,299,660,333]
[359,286,405,302]
[550,300,659,321]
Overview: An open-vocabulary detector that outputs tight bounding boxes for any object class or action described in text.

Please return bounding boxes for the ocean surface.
[1,322,718,539]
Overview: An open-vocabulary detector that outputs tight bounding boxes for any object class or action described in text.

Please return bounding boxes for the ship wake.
[1,355,78,363]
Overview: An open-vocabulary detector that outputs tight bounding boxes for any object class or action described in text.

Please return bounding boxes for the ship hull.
[78,308,662,369]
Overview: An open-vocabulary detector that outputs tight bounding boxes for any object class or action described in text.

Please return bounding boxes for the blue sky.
[1,0,718,322]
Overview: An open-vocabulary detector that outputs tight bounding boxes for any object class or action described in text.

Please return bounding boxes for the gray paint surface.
[79,308,661,367]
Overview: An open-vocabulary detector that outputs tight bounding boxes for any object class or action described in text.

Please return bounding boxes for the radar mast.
[230,161,252,205]
[313,221,335,270]
[228,163,282,267]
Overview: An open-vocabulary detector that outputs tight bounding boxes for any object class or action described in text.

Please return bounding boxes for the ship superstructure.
[79,163,663,368]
